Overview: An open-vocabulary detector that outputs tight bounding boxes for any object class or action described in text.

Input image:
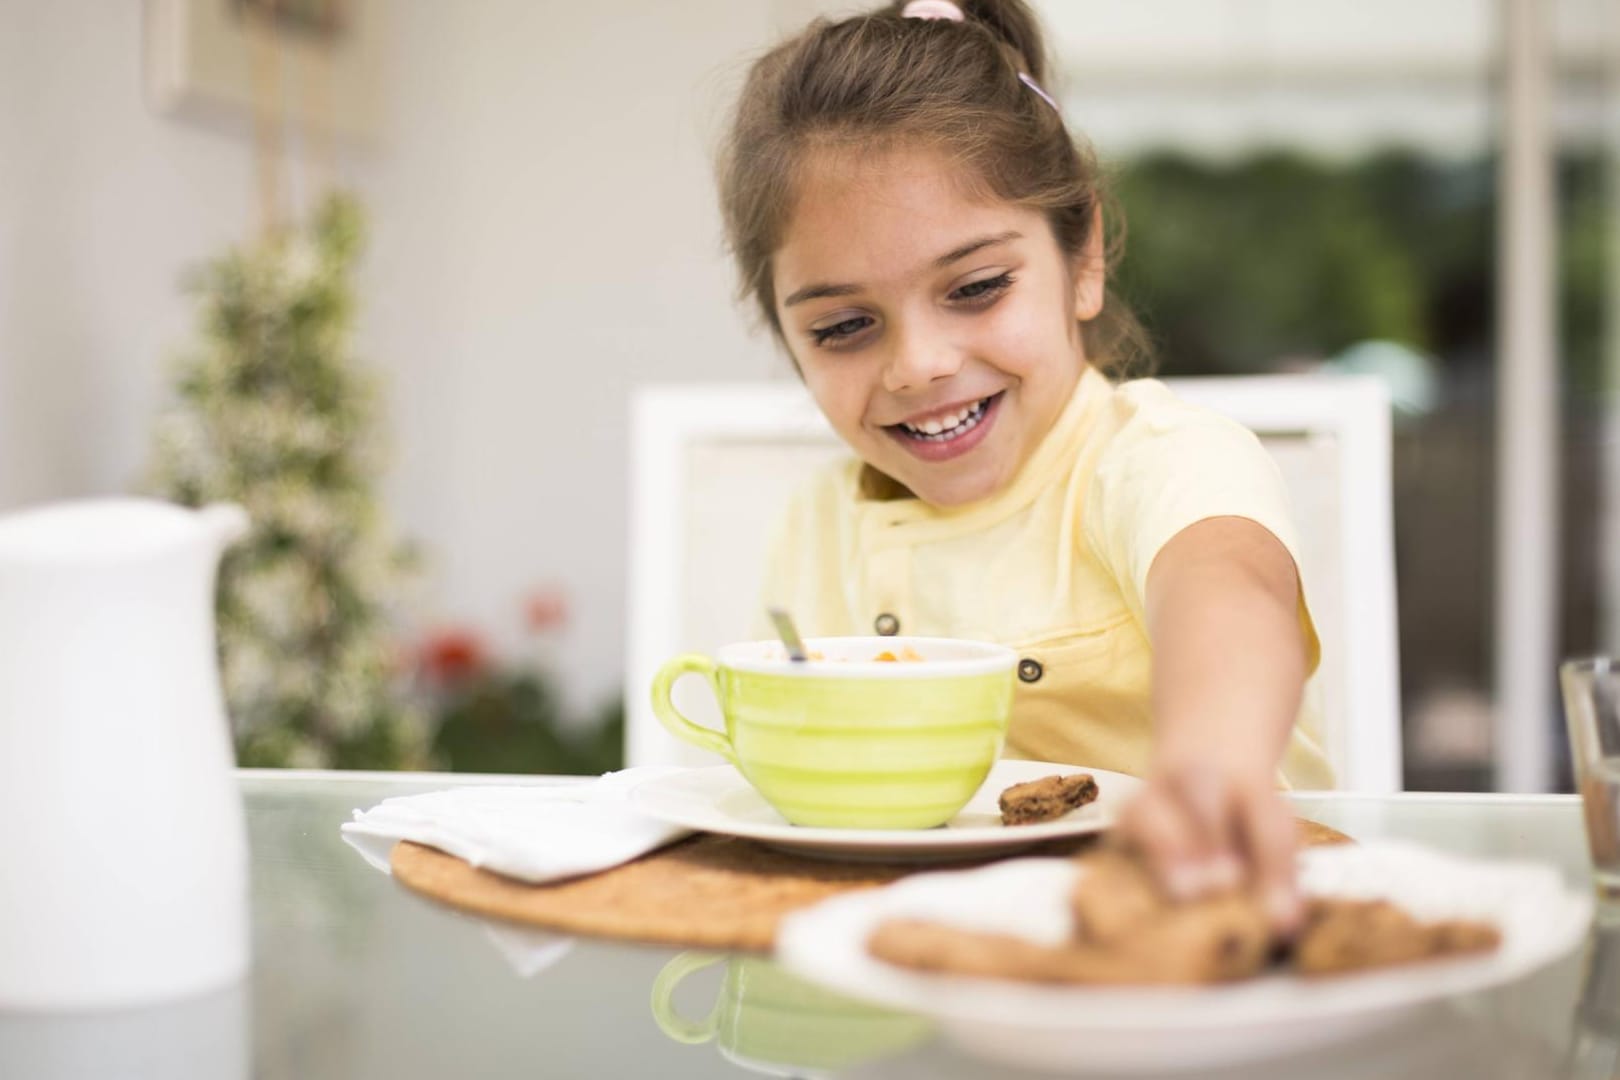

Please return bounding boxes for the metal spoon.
[767,607,810,663]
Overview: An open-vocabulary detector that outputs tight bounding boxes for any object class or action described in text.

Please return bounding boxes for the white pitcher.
[0,497,251,1010]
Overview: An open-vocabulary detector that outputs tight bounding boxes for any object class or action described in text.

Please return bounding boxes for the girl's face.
[773,145,1104,507]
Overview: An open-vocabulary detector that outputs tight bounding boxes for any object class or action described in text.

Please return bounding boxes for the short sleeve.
[1082,384,1321,674]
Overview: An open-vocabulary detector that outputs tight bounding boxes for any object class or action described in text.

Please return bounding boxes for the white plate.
[775,842,1593,1072]
[628,759,1140,862]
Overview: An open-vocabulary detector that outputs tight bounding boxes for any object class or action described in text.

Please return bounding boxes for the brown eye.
[951,272,1014,303]
[811,315,874,347]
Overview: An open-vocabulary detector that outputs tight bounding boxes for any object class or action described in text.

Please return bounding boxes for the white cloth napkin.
[339,766,692,884]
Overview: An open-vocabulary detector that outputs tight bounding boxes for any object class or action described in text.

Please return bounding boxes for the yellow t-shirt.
[759,366,1335,789]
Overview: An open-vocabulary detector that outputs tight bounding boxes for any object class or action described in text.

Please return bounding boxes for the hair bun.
[954,0,1051,84]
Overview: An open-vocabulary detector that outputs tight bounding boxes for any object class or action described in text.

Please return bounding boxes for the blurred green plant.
[1113,151,1425,371]
[149,192,431,769]
[417,598,626,776]
[429,674,625,776]
[1112,148,1608,394]
[149,195,623,775]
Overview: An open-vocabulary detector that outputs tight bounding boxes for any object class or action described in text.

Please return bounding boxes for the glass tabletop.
[1,773,1614,1080]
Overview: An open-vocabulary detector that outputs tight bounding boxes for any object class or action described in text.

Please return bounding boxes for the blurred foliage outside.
[1113,148,1611,788]
[1113,149,1608,393]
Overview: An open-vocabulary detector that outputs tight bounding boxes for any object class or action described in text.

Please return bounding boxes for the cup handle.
[649,951,725,1044]
[649,655,737,764]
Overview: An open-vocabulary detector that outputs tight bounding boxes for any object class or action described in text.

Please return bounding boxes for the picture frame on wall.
[143,0,383,143]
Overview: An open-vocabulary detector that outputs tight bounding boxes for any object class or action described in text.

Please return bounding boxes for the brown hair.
[717,0,1150,377]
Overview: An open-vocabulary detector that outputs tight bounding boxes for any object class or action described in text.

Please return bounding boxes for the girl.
[721,0,1331,929]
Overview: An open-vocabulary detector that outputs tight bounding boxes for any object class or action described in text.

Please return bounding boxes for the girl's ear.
[1071,204,1106,322]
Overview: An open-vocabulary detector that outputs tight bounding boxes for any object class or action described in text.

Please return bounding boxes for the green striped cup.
[649,637,1016,829]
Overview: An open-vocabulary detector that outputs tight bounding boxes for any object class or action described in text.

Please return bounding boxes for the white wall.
[0,2,259,506]
[359,1,799,711]
[0,0,803,716]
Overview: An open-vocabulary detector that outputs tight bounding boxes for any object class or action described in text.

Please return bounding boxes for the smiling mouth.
[888,393,1002,443]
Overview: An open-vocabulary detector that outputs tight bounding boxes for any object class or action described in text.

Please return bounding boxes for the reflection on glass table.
[1564,911,1620,1080]
[0,775,1613,1080]
[651,952,931,1077]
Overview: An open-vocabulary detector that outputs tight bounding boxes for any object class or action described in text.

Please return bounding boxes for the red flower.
[420,627,489,683]
[524,587,569,634]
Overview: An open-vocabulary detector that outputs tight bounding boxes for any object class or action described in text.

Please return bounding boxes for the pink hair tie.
[901,0,964,21]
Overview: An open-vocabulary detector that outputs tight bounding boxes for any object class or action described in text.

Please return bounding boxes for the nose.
[881,321,963,394]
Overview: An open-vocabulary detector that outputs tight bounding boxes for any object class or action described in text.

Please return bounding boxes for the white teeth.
[900,397,991,441]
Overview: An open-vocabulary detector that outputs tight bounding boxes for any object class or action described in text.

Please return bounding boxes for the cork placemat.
[391,818,1353,953]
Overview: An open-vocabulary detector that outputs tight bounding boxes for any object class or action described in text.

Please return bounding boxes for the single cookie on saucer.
[999,773,1099,826]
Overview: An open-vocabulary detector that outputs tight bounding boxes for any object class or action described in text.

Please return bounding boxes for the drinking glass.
[1559,657,1620,901]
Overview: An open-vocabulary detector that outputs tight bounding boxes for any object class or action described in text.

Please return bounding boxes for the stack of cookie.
[869,847,1500,986]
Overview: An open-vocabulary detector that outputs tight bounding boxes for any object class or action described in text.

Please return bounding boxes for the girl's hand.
[1133,517,1311,934]
[1118,755,1302,933]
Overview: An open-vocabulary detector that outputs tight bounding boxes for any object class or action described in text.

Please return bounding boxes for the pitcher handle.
[649,951,726,1044]
[649,655,736,764]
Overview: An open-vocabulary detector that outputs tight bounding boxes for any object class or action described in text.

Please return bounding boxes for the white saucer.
[628,759,1140,862]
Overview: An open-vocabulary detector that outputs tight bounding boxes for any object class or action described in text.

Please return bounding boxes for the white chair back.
[626,375,1401,792]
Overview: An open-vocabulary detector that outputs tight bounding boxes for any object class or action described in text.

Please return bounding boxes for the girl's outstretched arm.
[1121,514,1309,931]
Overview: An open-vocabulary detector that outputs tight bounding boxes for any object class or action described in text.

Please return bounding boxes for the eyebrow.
[781,230,1023,308]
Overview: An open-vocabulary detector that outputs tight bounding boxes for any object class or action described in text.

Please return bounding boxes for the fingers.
[1238,784,1303,933]
[1121,772,1238,900]
[1177,770,1243,891]
[1120,787,1199,899]
[1121,768,1302,934]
